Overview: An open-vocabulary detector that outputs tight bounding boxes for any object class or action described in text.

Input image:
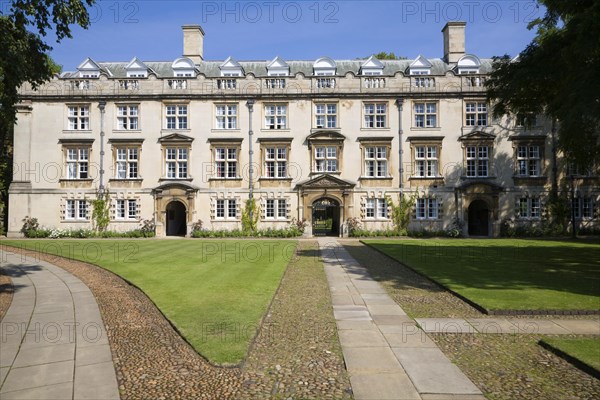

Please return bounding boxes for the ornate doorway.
[166,201,187,236]
[312,198,340,236]
[468,200,489,236]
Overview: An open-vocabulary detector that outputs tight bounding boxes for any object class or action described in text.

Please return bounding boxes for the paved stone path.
[0,249,120,400]
[318,238,485,400]
[416,317,600,335]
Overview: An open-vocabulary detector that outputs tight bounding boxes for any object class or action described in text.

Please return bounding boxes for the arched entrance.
[312,198,340,236]
[468,200,489,236]
[166,201,187,236]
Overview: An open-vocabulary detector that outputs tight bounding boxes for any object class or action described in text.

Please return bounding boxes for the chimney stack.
[442,21,466,64]
[182,25,205,63]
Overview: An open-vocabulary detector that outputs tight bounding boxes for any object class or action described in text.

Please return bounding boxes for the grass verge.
[362,239,600,312]
[3,239,294,365]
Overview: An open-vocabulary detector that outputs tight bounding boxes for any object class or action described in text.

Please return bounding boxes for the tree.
[486,0,600,172]
[373,52,406,60]
[0,0,93,231]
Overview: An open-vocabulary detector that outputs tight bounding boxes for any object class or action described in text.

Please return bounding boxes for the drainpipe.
[98,101,106,194]
[395,98,404,190]
[246,99,255,218]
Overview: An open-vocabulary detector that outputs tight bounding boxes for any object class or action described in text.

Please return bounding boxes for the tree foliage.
[372,51,406,60]
[486,0,600,170]
[0,0,93,148]
[1,0,92,231]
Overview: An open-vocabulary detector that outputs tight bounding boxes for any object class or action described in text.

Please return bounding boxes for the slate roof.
[60,57,494,78]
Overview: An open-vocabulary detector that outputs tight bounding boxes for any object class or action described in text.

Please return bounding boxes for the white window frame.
[516,145,541,177]
[115,199,138,220]
[414,145,439,178]
[465,102,488,126]
[216,199,237,220]
[518,197,541,219]
[216,104,238,130]
[215,147,238,179]
[364,146,388,178]
[264,104,287,130]
[315,103,337,129]
[165,147,189,179]
[314,146,338,173]
[364,103,387,128]
[65,199,88,220]
[115,146,139,179]
[165,105,188,130]
[466,145,490,178]
[574,196,594,220]
[65,147,90,179]
[415,198,439,220]
[365,198,388,219]
[68,105,90,130]
[116,105,139,130]
[265,199,287,220]
[414,102,437,128]
[264,147,288,178]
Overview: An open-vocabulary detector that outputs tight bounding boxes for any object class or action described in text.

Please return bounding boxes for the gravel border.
[236,240,352,399]
[2,242,351,399]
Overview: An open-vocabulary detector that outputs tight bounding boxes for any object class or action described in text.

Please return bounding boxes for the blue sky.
[46,0,543,69]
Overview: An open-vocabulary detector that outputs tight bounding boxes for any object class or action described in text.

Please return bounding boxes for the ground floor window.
[574,196,595,219]
[415,198,439,220]
[115,199,138,220]
[516,196,541,219]
[365,198,388,219]
[215,199,237,220]
[265,199,287,219]
[65,199,88,220]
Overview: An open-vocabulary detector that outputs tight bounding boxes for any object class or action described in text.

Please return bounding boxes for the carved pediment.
[458,179,503,194]
[307,131,346,142]
[296,174,355,190]
[459,131,495,142]
[153,181,199,194]
[158,133,194,143]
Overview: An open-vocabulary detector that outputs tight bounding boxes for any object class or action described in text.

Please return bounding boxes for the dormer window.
[172,57,196,78]
[77,58,102,79]
[220,57,244,77]
[313,57,336,76]
[125,57,149,78]
[457,54,481,75]
[266,56,289,77]
[409,55,432,75]
[360,56,384,76]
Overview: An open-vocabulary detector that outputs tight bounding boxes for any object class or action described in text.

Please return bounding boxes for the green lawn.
[541,338,600,372]
[363,239,600,311]
[3,239,295,364]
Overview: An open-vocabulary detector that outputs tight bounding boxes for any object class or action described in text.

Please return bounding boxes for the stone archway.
[468,199,490,236]
[312,197,340,236]
[165,200,187,236]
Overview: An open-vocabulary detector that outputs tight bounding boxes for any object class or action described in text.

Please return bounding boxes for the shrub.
[445,217,464,238]
[139,219,155,237]
[241,198,260,233]
[387,193,416,233]
[191,219,203,233]
[21,216,40,235]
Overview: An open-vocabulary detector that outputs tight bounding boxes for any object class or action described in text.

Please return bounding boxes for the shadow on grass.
[363,240,600,311]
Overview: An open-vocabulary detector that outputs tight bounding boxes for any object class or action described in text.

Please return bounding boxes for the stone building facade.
[8,22,599,237]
